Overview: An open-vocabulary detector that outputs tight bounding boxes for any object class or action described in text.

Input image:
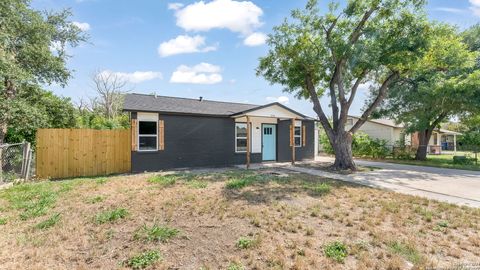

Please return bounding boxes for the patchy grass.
[35,213,61,230]
[95,208,128,224]
[134,223,179,243]
[0,217,6,225]
[383,153,480,171]
[124,250,162,269]
[147,175,177,187]
[0,169,479,269]
[324,241,348,263]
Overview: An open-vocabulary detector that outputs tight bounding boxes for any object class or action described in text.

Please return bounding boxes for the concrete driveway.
[289,156,480,207]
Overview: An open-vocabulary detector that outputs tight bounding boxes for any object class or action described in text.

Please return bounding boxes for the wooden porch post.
[246,116,251,169]
[291,118,295,165]
[453,134,457,154]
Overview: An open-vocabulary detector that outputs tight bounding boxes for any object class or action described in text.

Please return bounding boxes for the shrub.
[324,241,348,263]
[393,145,416,160]
[453,156,476,165]
[35,213,61,229]
[134,224,179,243]
[320,132,391,159]
[95,208,128,224]
[124,250,162,269]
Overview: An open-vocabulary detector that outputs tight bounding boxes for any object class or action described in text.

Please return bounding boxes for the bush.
[324,241,348,263]
[320,132,391,159]
[134,224,179,243]
[453,156,477,165]
[392,145,416,160]
[124,250,162,269]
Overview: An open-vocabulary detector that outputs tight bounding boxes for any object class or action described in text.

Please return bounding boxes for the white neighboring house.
[345,115,462,154]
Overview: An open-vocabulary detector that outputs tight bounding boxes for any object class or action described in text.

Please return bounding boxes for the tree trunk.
[331,131,356,170]
[415,129,432,161]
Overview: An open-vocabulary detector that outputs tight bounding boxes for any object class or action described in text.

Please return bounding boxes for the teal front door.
[262,124,276,161]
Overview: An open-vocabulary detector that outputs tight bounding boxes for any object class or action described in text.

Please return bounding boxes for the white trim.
[235,122,248,153]
[138,120,158,152]
[294,120,302,147]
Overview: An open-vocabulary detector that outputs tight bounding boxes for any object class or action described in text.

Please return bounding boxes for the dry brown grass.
[0,169,479,269]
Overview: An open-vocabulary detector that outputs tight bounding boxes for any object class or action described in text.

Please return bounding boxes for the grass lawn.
[382,153,480,171]
[1,169,479,269]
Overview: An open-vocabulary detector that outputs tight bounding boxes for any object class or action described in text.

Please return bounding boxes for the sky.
[32,0,480,118]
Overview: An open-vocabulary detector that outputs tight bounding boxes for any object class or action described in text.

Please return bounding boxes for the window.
[235,123,248,152]
[294,126,301,147]
[138,121,157,151]
[264,127,272,135]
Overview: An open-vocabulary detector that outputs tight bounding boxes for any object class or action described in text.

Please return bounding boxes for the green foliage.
[124,250,162,269]
[35,213,61,229]
[186,180,208,189]
[320,132,390,159]
[453,156,477,165]
[303,182,331,195]
[147,175,177,187]
[388,241,421,263]
[236,236,258,249]
[86,195,106,204]
[75,112,130,130]
[134,224,179,243]
[225,177,255,189]
[95,208,128,224]
[324,241,348,263]
[0,217,7,225]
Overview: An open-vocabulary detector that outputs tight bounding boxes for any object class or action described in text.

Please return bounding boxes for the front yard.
[0,169,479,269]
[383,153,480,171]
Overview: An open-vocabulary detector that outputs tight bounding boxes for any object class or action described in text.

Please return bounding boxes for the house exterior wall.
[234,117,277,154]
[345,119,395,144]
[131,112,314,172]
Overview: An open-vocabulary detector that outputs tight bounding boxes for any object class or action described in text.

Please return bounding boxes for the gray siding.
[131,113,314,172]
[277,120,315,162]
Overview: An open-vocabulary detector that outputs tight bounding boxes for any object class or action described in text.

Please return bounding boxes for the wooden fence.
[36,129,131,179]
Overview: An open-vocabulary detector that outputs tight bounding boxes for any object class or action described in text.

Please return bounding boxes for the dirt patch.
[0,169,479,269]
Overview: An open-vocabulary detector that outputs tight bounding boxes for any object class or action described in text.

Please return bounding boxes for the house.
[345,115,461,154]
[123,94,316,172]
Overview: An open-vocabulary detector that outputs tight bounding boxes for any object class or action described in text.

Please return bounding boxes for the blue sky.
[32,0,480,118]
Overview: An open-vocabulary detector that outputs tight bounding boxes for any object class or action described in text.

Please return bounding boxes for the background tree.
[377,24,480,160]
[91,70,129,119]
[0,0,86,145]
[257,0,430,169]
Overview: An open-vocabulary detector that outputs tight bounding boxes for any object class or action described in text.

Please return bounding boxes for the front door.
[262,124,276,161]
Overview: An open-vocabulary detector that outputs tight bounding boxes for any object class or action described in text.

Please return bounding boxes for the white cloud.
[243,32,267,46]
[434,7,466,14]
[170,63,222,84]
[99,70,163,83]
[266,96,289,105]
[72,21,91,31]
[173,0,263,35]
[168,2,184,10]
[158,35,217,57]
[470,0,480,16]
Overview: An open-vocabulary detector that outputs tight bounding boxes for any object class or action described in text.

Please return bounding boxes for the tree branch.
[305,74,334,138]
[349,72,399,133]
[347,69,368,108]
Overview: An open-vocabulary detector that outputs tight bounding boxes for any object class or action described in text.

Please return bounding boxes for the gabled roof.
[123,93,311,119]
[123,93,258,116]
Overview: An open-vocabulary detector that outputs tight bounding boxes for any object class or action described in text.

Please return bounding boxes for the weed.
[388,241,421,264]
[236,236,258,249]
[437,220,449,228]
[86,195,106,204]
[187,180,208,189]
[124,250,162,269]
[95,208,128,224]
[95,177,108,185]
[324,241,348,263]
[303,182,331,195]
[148,175,176,187]
[0,217,6,225]
[134,223,179,243]
[35,213,61,230]
[227,262,244,270]
[226,177,254,189]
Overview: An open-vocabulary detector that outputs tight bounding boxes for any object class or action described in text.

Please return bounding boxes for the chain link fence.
[0,142,34,184]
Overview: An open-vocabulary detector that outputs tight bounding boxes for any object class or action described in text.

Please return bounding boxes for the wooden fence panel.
[36,129,131,179]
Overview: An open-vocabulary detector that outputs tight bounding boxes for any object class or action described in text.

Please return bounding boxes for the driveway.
[286,156,480,207]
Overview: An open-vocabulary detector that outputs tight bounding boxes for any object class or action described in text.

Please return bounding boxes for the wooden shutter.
[158,120,165,151]
[131,119,137,151]
[302,124,306,147]
[289,125,293,147]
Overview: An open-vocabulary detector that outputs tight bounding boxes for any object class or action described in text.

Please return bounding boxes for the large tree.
[0,0,86,145]
[377,24,480,160]
[257,0,430,169]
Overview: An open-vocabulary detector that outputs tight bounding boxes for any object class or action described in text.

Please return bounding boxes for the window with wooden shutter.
[302,125,306,147]
[131,119,137,151]
[158,120,164,151]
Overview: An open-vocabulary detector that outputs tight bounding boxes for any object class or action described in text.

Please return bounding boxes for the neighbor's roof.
[348,115,404,128]
[123,93,309,119]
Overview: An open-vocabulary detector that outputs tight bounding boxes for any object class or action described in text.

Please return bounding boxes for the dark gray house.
[123,93,316,172]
